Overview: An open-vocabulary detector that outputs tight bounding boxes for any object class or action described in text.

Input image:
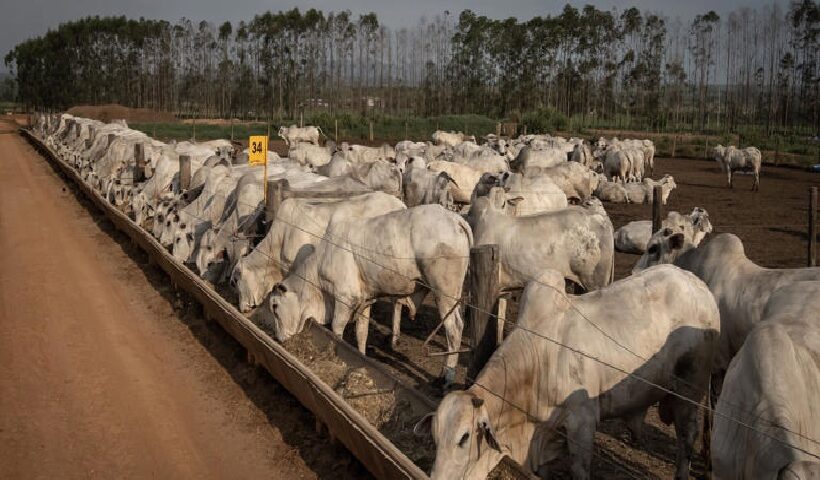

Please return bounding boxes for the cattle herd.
[32,113,818,480]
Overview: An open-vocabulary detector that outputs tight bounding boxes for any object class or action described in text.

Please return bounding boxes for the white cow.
[472,172,568,216]
[267,205,472,384]
[467,187,614,292]
[712,281,820,479]
[278,125,322,146]
[427,160,483,204]
[417,265,720,480]
[614,207,712,254]
[634,233,820,371]
[623,175,677,205]
[713,145,762,191]
[231,192,406,312]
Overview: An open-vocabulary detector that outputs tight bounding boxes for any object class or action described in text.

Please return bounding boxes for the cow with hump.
[267,204,472,385]
[712,281,820,479]
[416,266,720,479]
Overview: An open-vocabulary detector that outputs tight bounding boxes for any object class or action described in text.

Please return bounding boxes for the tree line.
[5,2,819,134]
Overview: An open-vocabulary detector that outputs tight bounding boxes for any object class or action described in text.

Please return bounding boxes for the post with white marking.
[652,185,664,233]
[179,155,191,191]
[810,187,817,267]
[265,179,289,224]
[467,244,501,384]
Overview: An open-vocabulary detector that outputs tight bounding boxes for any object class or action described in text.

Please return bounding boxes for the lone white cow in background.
[713,145,762,191]
[278,125,322,146]
[416,266,719,480]
[712,281,820,479]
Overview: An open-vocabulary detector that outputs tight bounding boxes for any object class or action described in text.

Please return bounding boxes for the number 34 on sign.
[248,135,268,165]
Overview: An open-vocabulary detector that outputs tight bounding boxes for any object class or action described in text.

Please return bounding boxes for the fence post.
[404,121,408,140]
[192,117,196,142]
[134,143,146,182]
[652,185,664,233]
[335,119,338,142]
[230,118,234,142]
[466,244,501,384]
[810,187,817,267]
[496,122,501,137]
[523,124,527,136]
[369,121,374,142]
[671,134,678,158]
[179,155,191,191]
[704,137,709,160]
[300,111,304,128]
[266,178,289,224]
[775,136,780,166]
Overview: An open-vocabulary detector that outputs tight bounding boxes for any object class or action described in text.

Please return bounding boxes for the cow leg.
[330,300,355,339]
[671,396,699,480]
[563,393,598,480]
[390,301,402,349]
[437,297,464,386]
[625,408,647,445]
[355,304,371,354]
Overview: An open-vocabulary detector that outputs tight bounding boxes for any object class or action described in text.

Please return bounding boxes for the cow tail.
[456,215,474,247]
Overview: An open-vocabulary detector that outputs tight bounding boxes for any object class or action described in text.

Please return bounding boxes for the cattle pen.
[19,127,537,480]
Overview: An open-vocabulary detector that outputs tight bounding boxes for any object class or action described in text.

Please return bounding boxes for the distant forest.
[5,2,819,134]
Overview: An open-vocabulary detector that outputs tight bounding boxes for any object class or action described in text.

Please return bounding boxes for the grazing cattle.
[338,143,395,164]
[712,281,820,480]
[402,168,455,208]
[473,172,568,216]
[467,187,614,292]
[267,205,472,384]
[570,143,595,168]
[603,148,631,183]
[427,160,483,204]
[511,146,566,172]
[289,143,335,168]
[594,179,630,203]
[278,125,321,146]
[416,266,719,480]
[231,192,406,312]
[615,208,712,254]
[522,162,600,202]
[623,175,677,205]
[633,233,820,371]
[713,145,762,191]
[432,130,475,147]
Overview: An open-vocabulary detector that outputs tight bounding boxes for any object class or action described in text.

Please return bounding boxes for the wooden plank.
[652,185,663,233]
[466,244,501,383]
[810,186,817,267]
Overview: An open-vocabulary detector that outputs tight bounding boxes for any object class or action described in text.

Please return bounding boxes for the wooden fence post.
[775,136,780,166]
[300,111,304,128]
[404,121,408,140]
[230,118,234,142]
[496,122,501,137]
[335,119,338,142]
[704,137,709,160]
[266,178,289,224]
[671,134,678,158]
[179,155,191,191]
[652,185,664,233]
[134,143,146,182]
[466,244,501,384]
[369,121,374,142]
[810,187,817,267]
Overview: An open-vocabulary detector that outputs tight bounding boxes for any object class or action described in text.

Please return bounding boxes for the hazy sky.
[1,0,774,72]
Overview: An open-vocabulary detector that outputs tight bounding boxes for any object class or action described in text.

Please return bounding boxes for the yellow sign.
[248,135,268,165]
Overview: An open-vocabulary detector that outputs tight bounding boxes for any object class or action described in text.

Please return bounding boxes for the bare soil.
[67,104,177,123]
[0,123,368,479]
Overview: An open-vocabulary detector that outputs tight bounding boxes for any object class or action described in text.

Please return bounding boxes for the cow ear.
[669,233,685,250]
[506,196,524,207]
[413,412,434,437]
[273,283,288,294]
[479,420,501,452]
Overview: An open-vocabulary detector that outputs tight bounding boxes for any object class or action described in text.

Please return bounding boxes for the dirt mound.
[67,104,176,123]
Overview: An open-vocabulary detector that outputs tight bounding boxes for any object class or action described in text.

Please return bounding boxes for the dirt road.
[0,124,366,479]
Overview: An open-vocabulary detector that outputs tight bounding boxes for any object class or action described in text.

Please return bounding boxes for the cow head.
[632,227,686,273]
[415,391,504,480]
[268,282,303,342]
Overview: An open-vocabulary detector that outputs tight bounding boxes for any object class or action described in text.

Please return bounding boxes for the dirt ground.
[0,123,368,479]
